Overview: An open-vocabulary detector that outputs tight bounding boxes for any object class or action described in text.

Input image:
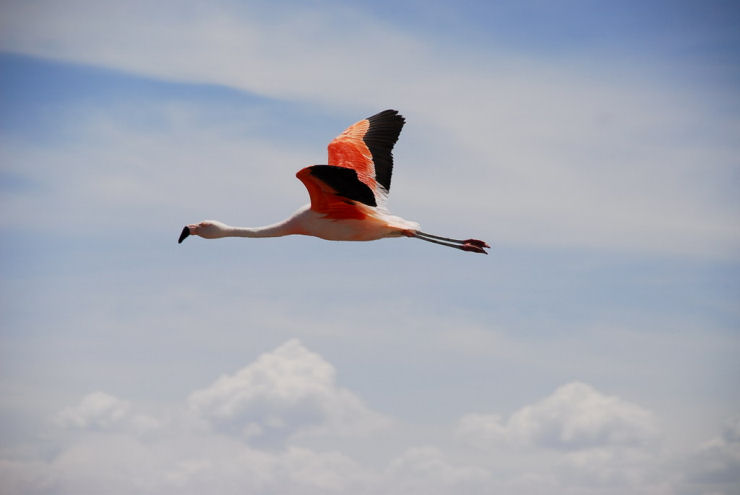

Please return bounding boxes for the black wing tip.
[308,165,377,207]
[367,109,405,126]
[363,110,405,192]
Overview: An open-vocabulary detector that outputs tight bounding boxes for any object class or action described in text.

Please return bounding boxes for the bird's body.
[179,110,489,254]
[290,205,420,242]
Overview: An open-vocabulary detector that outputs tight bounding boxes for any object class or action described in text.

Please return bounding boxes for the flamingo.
[178,110,489,254]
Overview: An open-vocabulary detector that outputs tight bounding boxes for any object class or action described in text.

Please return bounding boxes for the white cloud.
[454,382,676,494]
[54,392,162,437]
[0,340,382,494]
[558,446,674,493]
[458,382,659,450]
[0,434,369,495]
[1,349,736,495]
[187,339,389,443]
[386,446,490,494]
[0,0,420,105]
[54,392,131,429]
[279,446,369,493]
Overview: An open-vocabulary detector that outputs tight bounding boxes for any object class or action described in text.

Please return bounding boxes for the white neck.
[225,219,298,238]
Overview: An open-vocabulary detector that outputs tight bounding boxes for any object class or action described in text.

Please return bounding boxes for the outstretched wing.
[296,165,376,220]
[327,109,405,203]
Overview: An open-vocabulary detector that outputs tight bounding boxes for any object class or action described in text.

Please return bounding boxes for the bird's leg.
[416,231,490,248]
[407,230,490,254]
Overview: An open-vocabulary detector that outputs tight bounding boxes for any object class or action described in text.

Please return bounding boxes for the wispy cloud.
[1,0,738,256]
[684,416,740,488]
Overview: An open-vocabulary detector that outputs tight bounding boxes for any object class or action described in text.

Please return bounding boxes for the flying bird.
[178,110,489,254]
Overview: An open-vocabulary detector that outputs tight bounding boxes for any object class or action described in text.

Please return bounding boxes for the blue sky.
[1,1,739,493]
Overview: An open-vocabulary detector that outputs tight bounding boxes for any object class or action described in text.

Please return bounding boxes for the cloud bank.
[1,340,737,494]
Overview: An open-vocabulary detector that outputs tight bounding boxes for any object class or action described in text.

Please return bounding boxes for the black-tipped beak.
[178,226,191,244]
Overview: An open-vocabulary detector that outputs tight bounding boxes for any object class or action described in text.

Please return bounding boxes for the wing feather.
[296,165,376,220]
[327,110,405,202]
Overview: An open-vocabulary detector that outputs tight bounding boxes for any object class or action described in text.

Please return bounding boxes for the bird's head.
[178,220,230,243]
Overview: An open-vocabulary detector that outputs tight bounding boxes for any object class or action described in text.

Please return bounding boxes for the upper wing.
[327,109,405,202]
[296,165,376,219]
